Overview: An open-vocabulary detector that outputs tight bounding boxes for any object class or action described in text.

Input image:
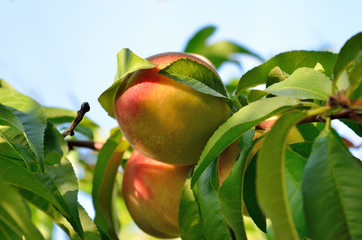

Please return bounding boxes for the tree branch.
[66,140,104,151]
[62,102,90,138]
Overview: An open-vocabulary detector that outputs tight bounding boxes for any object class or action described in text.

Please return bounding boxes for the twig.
[66,140,104,151]
[62,102,90,138]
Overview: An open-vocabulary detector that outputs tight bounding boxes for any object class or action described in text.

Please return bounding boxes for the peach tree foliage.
[0,26,360,240]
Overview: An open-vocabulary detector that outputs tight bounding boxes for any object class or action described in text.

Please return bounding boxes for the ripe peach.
[122,144,240,238]
[114,52,230,165]
[122,150,192,238]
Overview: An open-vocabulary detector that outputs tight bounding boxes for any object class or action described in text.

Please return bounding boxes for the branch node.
[62,102,90,138]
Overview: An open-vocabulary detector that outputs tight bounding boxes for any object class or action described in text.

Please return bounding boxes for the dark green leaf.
[159,58,230,100]
[237,51,337,93]
[333,32,362,81]
[191,96,300,187]
[243,155,267,233]
[340,119,362,137]
[219,142,259,239]
[179,179,206,240]
[0,218,22,240]
[43,120,68,165]
[0,178,44,240]
[265,67,332,100]
[98,48,156,118]
[302,124,362,240]
[257,111,306,240]
[285,149,309,238]
[0,88,47,172]
[197,161,232,240]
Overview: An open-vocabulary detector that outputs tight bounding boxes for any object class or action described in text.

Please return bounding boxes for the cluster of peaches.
[114,52,240,238]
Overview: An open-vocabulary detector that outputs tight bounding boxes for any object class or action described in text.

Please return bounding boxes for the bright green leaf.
[184,26,263,69]
[0,157,85,238]
[98,48,156,118]
[0,126,37,169]
[0,178,44,240]
[302,124,362,240]
[184,25,216,53]
[191,96,300,187]
[0,104,24,133]
[265,67,333,100]
[93,129,129,239]
[247,89,268,103]
[257,111,306,240]
[0,79,15,90]
[237,51,337,93]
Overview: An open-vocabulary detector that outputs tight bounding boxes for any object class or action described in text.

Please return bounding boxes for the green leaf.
[0,178,44,240]
[98,141,129,240]
[179,179,206,240]
[243,155,267,233]
[0,104,24,133]
[184,25,216,53]
[184,26,263,69]
[0,79,15,90]
[0,218,22,240]
[218,142,259,240]
[0,125,37,169]
[191,96,300,187]
[237,51,337,93]
[340,119,362,137]
[197,160,232,240]
[257,111,306,240]
[159,58,230,101]
[98,48,157,118]
[302,124,362,240]
[92,129,127,239]
[0,157,85,238]
[265,67,333,100]
[333,32,362,81]
[247,89,268,103]
[77,204,102,240]
[44,107,99,140]
[0,88,47,172]
[284,149,309,238]
[43,120,68,165]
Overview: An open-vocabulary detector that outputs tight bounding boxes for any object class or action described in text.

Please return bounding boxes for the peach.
[122,150,192,238]
[114,52,231,165]
[122,144,240,238]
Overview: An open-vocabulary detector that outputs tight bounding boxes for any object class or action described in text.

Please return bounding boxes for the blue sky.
[0,1,361,238]
[1,0,361,130]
